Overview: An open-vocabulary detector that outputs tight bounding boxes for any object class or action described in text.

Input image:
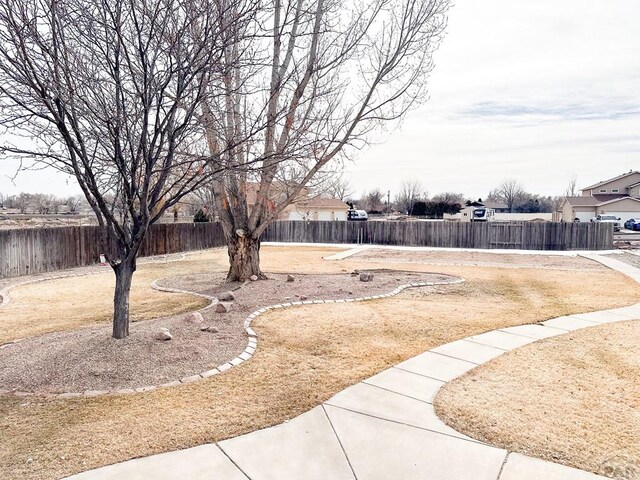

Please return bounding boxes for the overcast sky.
[1,0,639,200]
[345,0,640,200]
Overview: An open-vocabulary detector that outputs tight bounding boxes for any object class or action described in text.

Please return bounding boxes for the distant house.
[285,196,350,221]
[560,170,640,222]
[482,200,509,213]
[210,182,349,221]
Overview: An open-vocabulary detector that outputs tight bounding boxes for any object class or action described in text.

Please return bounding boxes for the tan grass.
[434,320,640,479]
[0,246,347,344]
[1,247,638,479]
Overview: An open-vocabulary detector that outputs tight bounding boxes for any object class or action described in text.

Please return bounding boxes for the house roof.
[564,194,635,207]
[482,200,508,209]
[591,194,628,202]
[598,196,640,207]
[581,170,640,191]
[564,196,601,207]
[297,196,350,209]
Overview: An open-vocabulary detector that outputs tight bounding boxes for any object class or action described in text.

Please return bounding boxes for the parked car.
[624,218,640,231]
[591,214,621,231]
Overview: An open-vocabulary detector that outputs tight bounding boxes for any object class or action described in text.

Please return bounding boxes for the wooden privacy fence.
[262,221,614,251]
[0,220,614,279]
[0,223,226,279]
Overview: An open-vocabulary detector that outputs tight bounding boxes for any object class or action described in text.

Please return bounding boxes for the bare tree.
[395,179,425,214]
[361,188,385,213]
[431,192,464,204]
[65,194,85,214]
[565,175,578,197]
[33,193,58,214]
[201,0,451,281]
[14,192,32,214]
[0,0,240,338]
[489,179,526,213]
[320,175,353,201]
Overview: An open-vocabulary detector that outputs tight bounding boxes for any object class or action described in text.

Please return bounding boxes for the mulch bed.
[0,269,454,394]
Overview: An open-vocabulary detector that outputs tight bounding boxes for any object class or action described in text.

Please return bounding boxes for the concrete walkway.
[66,252,639,480]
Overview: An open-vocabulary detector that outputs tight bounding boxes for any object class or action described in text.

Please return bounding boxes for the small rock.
[154,328,172,341]
[350,269,360,277]
[360,272,374,282]
[249,275,258,281]
[184,312,204,324]
[216,302,232,313]
[200,325,219,333]
[284,297,291,301]
[217,290,235,301]
[300,295,308,300]
[286,274,295,282]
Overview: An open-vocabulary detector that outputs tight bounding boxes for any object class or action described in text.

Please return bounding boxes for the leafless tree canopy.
[202,0,451,280]
[316,174,353,201]
[395,179,425,214]
[431,191,464,205]
[361,188,385,212]
[488,178,526,213]
[0,0,247,337]
[565,175,578,197]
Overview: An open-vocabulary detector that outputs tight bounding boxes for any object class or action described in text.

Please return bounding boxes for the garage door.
[574,211,594,222]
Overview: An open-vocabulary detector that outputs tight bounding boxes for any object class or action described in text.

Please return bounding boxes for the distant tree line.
[487,178,562,213]
[0,192,87,214]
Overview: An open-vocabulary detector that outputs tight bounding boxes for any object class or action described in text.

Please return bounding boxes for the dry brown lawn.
[0,246,639,479]
[0,250,235,344]
[435,321,640,480]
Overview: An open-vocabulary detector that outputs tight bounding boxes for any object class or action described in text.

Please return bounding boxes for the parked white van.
[347,209,368,221]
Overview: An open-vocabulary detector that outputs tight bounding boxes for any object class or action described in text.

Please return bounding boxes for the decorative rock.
[216,302,232,313]
[360,272,374,282]
[299,295,308,301]
[184,312,204,324]
[249,275,258,281]
[217,290,235,301]
[286,274,295,282]
[154,327,173,341]
[200,325,219,333]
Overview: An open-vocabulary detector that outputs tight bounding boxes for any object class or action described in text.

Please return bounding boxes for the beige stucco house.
[560,170,640,222]
[284,196,350,221]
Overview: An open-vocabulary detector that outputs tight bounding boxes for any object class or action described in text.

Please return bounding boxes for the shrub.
[193,209,210,223]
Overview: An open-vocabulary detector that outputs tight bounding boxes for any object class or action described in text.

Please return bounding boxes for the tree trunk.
[112,256,136,339]
[226,233,265,282]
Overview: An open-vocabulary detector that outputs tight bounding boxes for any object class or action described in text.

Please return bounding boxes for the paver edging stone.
[1,271,464,398]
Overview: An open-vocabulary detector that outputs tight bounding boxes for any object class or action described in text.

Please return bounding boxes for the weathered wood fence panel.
[0,220,614,279]
[262,221,614,251]
[0,223,225,279]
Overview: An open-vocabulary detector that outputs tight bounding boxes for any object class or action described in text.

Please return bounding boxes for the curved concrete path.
[65,252,638,480]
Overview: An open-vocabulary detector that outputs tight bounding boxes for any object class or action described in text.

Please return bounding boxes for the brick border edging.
[0,275,465,399]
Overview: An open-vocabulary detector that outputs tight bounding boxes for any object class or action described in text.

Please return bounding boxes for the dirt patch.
[352,249,607,271]
[0,271,452,394]
[434,320,640,480]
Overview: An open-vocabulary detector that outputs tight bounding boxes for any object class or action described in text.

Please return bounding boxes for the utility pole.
[387,190,390,217]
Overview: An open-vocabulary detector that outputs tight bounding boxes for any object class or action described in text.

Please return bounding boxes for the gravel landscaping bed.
[605,252,640,269]
[0,269,453,394]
